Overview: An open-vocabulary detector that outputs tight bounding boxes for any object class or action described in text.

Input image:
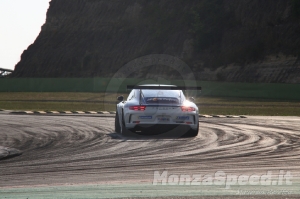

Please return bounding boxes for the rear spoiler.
[127,85,202,91]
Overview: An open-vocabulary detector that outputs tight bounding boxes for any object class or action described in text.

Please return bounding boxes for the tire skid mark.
[0,115,300,187]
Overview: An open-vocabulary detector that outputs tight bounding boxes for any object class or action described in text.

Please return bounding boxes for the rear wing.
[127,85,202,91]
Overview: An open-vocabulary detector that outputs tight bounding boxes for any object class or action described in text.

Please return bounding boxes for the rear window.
[142,90,181,104]
[144,97,179,104]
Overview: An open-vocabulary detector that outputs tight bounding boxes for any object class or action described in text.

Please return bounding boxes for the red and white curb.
[1,110,246,118]
[9,110,117,115]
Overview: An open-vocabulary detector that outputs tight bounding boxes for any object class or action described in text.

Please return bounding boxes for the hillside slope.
[12,0,300,83]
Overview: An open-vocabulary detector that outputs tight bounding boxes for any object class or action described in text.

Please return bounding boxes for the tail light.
[129,105,146,111]
[181,106,195,112]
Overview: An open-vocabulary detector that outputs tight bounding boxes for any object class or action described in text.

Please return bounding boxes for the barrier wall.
[0,78,299,100]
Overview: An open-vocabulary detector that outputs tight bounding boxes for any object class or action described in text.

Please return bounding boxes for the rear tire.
[121,111,130,136]
[115,111,121,133]
[185,123,199,137]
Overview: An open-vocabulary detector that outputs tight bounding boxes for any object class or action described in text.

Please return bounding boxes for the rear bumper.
[128,124,193,135]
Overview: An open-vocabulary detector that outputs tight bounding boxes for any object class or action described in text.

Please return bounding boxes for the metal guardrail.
[0,68,13,77]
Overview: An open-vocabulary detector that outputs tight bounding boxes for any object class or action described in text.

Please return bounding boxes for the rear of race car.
[123,87,199,135]
[125,105,199,134]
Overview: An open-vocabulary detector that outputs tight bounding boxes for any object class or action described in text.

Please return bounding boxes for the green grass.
[0,92,122,112]
[196,97,300,116]
[1,78,300,101]
[0,92,118,101]
[0,92,299,116]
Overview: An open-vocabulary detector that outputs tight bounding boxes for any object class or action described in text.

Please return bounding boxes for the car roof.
[138,84,177,87]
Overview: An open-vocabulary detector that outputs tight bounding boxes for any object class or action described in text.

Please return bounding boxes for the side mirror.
[117,96,124,102]
[188,97,195,102]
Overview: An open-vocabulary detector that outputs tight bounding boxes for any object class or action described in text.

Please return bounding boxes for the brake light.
[181,106,195,112]
[129,106,146,111]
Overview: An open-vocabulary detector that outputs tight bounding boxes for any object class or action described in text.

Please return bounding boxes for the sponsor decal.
[157,117,170,122]
[146,97,178,103]
[158,107,170,110]
[176,116,190,120]
[151,107,173,110]
[139,116,152,119]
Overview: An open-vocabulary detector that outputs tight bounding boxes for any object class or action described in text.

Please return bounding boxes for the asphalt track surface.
[0,114,300,198]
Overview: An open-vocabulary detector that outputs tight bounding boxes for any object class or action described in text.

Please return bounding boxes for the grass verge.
[0,92,299,116]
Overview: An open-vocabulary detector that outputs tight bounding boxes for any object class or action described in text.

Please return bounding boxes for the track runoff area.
[0,114,300,198]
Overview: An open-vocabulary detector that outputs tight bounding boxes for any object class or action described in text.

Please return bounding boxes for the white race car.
[115,84,200,137]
